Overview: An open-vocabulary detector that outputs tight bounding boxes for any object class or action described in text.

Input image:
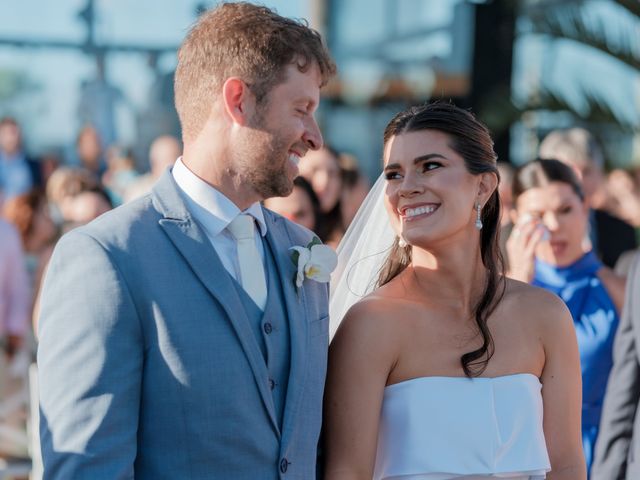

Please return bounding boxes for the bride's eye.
[421,161,442,172]
[385,171,402,180]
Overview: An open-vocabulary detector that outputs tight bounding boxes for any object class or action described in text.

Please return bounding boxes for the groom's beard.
[239,115,294,200]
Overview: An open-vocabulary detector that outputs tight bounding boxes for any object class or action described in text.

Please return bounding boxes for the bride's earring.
[398,236,407,248]
[475,201,483,230]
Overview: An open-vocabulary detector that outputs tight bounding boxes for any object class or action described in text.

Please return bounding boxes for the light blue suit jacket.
[37,171,330,479]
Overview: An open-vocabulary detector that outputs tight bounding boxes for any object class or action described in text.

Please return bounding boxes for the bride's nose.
[398,172,424,197]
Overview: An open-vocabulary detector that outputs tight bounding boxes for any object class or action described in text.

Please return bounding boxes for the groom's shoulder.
[60,194,159,248]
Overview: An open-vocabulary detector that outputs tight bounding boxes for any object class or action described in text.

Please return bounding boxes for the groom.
[37,3,336,479]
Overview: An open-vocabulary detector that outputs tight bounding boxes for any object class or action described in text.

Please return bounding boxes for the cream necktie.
[227,214,267,310]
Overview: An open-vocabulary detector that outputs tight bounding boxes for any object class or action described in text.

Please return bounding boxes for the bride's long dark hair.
[377,102,505,377]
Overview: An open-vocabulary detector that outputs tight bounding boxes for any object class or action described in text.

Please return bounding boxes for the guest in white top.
[324,102,586,480]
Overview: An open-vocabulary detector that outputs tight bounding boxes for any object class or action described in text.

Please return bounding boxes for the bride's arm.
[323,298,399,480]
[537,290,587,480]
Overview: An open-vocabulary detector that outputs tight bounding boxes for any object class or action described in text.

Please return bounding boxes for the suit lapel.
[263,210,310,444]
[152,172,279,434]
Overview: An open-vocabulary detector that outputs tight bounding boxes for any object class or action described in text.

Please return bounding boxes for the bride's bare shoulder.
[338,292,404,328]
[331,284,411,349]
[502,277,561,306]
[329,292,409,376]
[501,277,572,331]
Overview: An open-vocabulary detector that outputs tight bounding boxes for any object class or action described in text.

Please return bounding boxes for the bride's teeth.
[405,206,436,217]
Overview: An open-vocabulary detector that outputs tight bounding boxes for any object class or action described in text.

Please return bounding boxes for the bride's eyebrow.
[384,153,447,172]
[414,153,447,163]
[383,163,400,172]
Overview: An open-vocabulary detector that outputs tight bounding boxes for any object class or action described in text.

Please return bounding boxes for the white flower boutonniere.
[289,237,337,289]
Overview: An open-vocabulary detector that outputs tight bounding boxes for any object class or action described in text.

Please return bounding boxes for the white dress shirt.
[171,158,267,283]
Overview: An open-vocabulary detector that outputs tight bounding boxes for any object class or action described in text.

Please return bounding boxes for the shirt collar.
[171,157,267,237]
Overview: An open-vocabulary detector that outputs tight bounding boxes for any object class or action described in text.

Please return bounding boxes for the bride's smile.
[399,202,440,222]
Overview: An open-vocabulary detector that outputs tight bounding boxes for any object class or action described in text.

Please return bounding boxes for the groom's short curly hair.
[174,2,336,142]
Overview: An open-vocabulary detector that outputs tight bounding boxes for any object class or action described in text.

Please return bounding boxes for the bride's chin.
[404,232,453,252]
[402,236,430,250]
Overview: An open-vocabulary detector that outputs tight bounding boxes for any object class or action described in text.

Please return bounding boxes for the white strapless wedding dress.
[373,373,550,480]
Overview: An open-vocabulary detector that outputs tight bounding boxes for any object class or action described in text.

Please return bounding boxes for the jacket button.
[263,322,273,334]
[269,378,276,390]
[280,458,289,473]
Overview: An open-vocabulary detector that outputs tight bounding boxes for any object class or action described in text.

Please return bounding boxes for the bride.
[323,103,586,480]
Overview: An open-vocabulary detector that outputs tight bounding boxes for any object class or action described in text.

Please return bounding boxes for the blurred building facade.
[0,0,637,177]
[321,0,481,180]
[511,0,640,168]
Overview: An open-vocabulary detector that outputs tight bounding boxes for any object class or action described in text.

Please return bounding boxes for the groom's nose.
[302,115,323,151]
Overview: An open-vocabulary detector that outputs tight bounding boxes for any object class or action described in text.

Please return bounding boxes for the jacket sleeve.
[592,253,640,480]
[37,230,143,480]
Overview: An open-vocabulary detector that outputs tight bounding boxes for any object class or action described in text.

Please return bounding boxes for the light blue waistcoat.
[231,235,291,426]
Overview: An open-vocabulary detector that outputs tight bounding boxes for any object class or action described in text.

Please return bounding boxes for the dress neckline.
[535,250,602,286]
[385,372,540,390]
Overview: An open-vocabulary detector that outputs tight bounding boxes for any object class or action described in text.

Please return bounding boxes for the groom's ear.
[477,171,498,204]
[222,77,255,126]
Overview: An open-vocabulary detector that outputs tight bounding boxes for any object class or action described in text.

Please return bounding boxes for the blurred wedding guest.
[45,167,99,226]
[507,158,626,475]
[592,252,640,480]
[102,145,139,206]
[75,125,106,177]
[497,162,515,271]
[614,247,640,278]
[3,190,58,294]
[497,162,515,226]
[338,153,370,228]
[63,186,112,229]
[539,128,637,267]
[0,117,41,205]
[605,170,640,277]
[0,219,30,359]
[0,219,31,464]
[298,145,344,247]
[263,176,319,231]
[124,135,180,202]
[32,181,111,335]
[632,166,640,194]
[606,168,640,228]
[39,149,62,186]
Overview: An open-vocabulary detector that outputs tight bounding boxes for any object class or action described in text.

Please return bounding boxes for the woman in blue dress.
[506,158,626,476]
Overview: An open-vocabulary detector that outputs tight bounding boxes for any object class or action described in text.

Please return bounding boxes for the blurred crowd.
[0,117,187,474]
[1,113,640,477]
